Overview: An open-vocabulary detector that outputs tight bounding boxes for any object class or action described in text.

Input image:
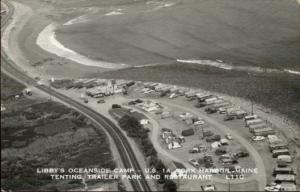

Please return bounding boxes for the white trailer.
[246,118,263,126]
[204,97,217,105]
[245,115,258,121]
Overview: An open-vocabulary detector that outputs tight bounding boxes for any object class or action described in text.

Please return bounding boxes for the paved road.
[1,1,151,191]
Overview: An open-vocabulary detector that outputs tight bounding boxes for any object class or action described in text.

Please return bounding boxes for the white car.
[264,183,281,192]
[194,120,205,125]
[189,159,199,167]
[141,88,149,93]
[252,136,265,141]
[144,90,154,94]
[179,112,193,118]
[225,133,233,140]
[201,184,216,191]
[169,93,178,99]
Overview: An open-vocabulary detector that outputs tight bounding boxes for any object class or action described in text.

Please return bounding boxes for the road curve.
[1,1,151,191]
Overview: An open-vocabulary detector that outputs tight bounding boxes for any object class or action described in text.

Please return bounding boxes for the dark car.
[195,103,206,108]
[233,151,249,158]
[134,99,143,103]
[128,101,137,105]
[97,99,105,104]
[112,104,122,109]
[205,107,218,114]
[206,135,221,142]
[224,115,235,121]
[215,148,227,155]
[187,96,196,101]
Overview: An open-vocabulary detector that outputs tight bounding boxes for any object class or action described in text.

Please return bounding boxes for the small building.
[168,141,182,150]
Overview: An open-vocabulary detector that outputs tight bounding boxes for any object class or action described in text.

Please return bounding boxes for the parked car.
[97,99,105,104]
[215,148,227,155]
[169,93,178,99]
[187,96,196,101]
[194,120,205,125]
[264,183,281,192]
[233,151,249,158]
[144,90,154,94]
[195,103,206,108]
[252,136,265,141]
[189,159,200,167]
[224,115,235,121]
[226,133,233,140]
[155,110,163,115]
[134,99,143,103]
[201,185,216,191]
[206,135,221,142]
[189,148,200,153]
[128,101,137,105]
[112,104,122,109]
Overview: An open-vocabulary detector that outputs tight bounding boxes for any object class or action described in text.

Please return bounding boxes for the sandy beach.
[36,23,128,69]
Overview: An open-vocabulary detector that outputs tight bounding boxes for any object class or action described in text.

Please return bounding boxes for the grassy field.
[98,64,300,125]
[1,73,115,191]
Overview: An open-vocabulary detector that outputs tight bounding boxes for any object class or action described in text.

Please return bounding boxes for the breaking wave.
[177,59,300,75]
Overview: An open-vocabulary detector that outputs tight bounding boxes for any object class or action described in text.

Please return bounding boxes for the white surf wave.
[177,59,300,75]
[284,69,300,75]
[177,59,233,70]
[36,24,128,69]
[105,11,123,16]
[63,15,89,26]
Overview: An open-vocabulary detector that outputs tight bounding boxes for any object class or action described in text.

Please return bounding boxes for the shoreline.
[36,23,128,69]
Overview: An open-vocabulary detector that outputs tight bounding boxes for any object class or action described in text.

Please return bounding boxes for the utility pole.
[251,101,254,115]
[228,180,231,192]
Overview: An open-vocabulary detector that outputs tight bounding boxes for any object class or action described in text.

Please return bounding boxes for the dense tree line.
[118,115,177,191]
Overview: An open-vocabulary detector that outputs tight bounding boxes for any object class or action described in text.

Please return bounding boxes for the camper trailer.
[275,174,296,184]
[246,118,263,127]
[249,123,267,132]
[244,115,258,121]
[273,167,294,176]
[277,155,293,164]
[272,149,290,158]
